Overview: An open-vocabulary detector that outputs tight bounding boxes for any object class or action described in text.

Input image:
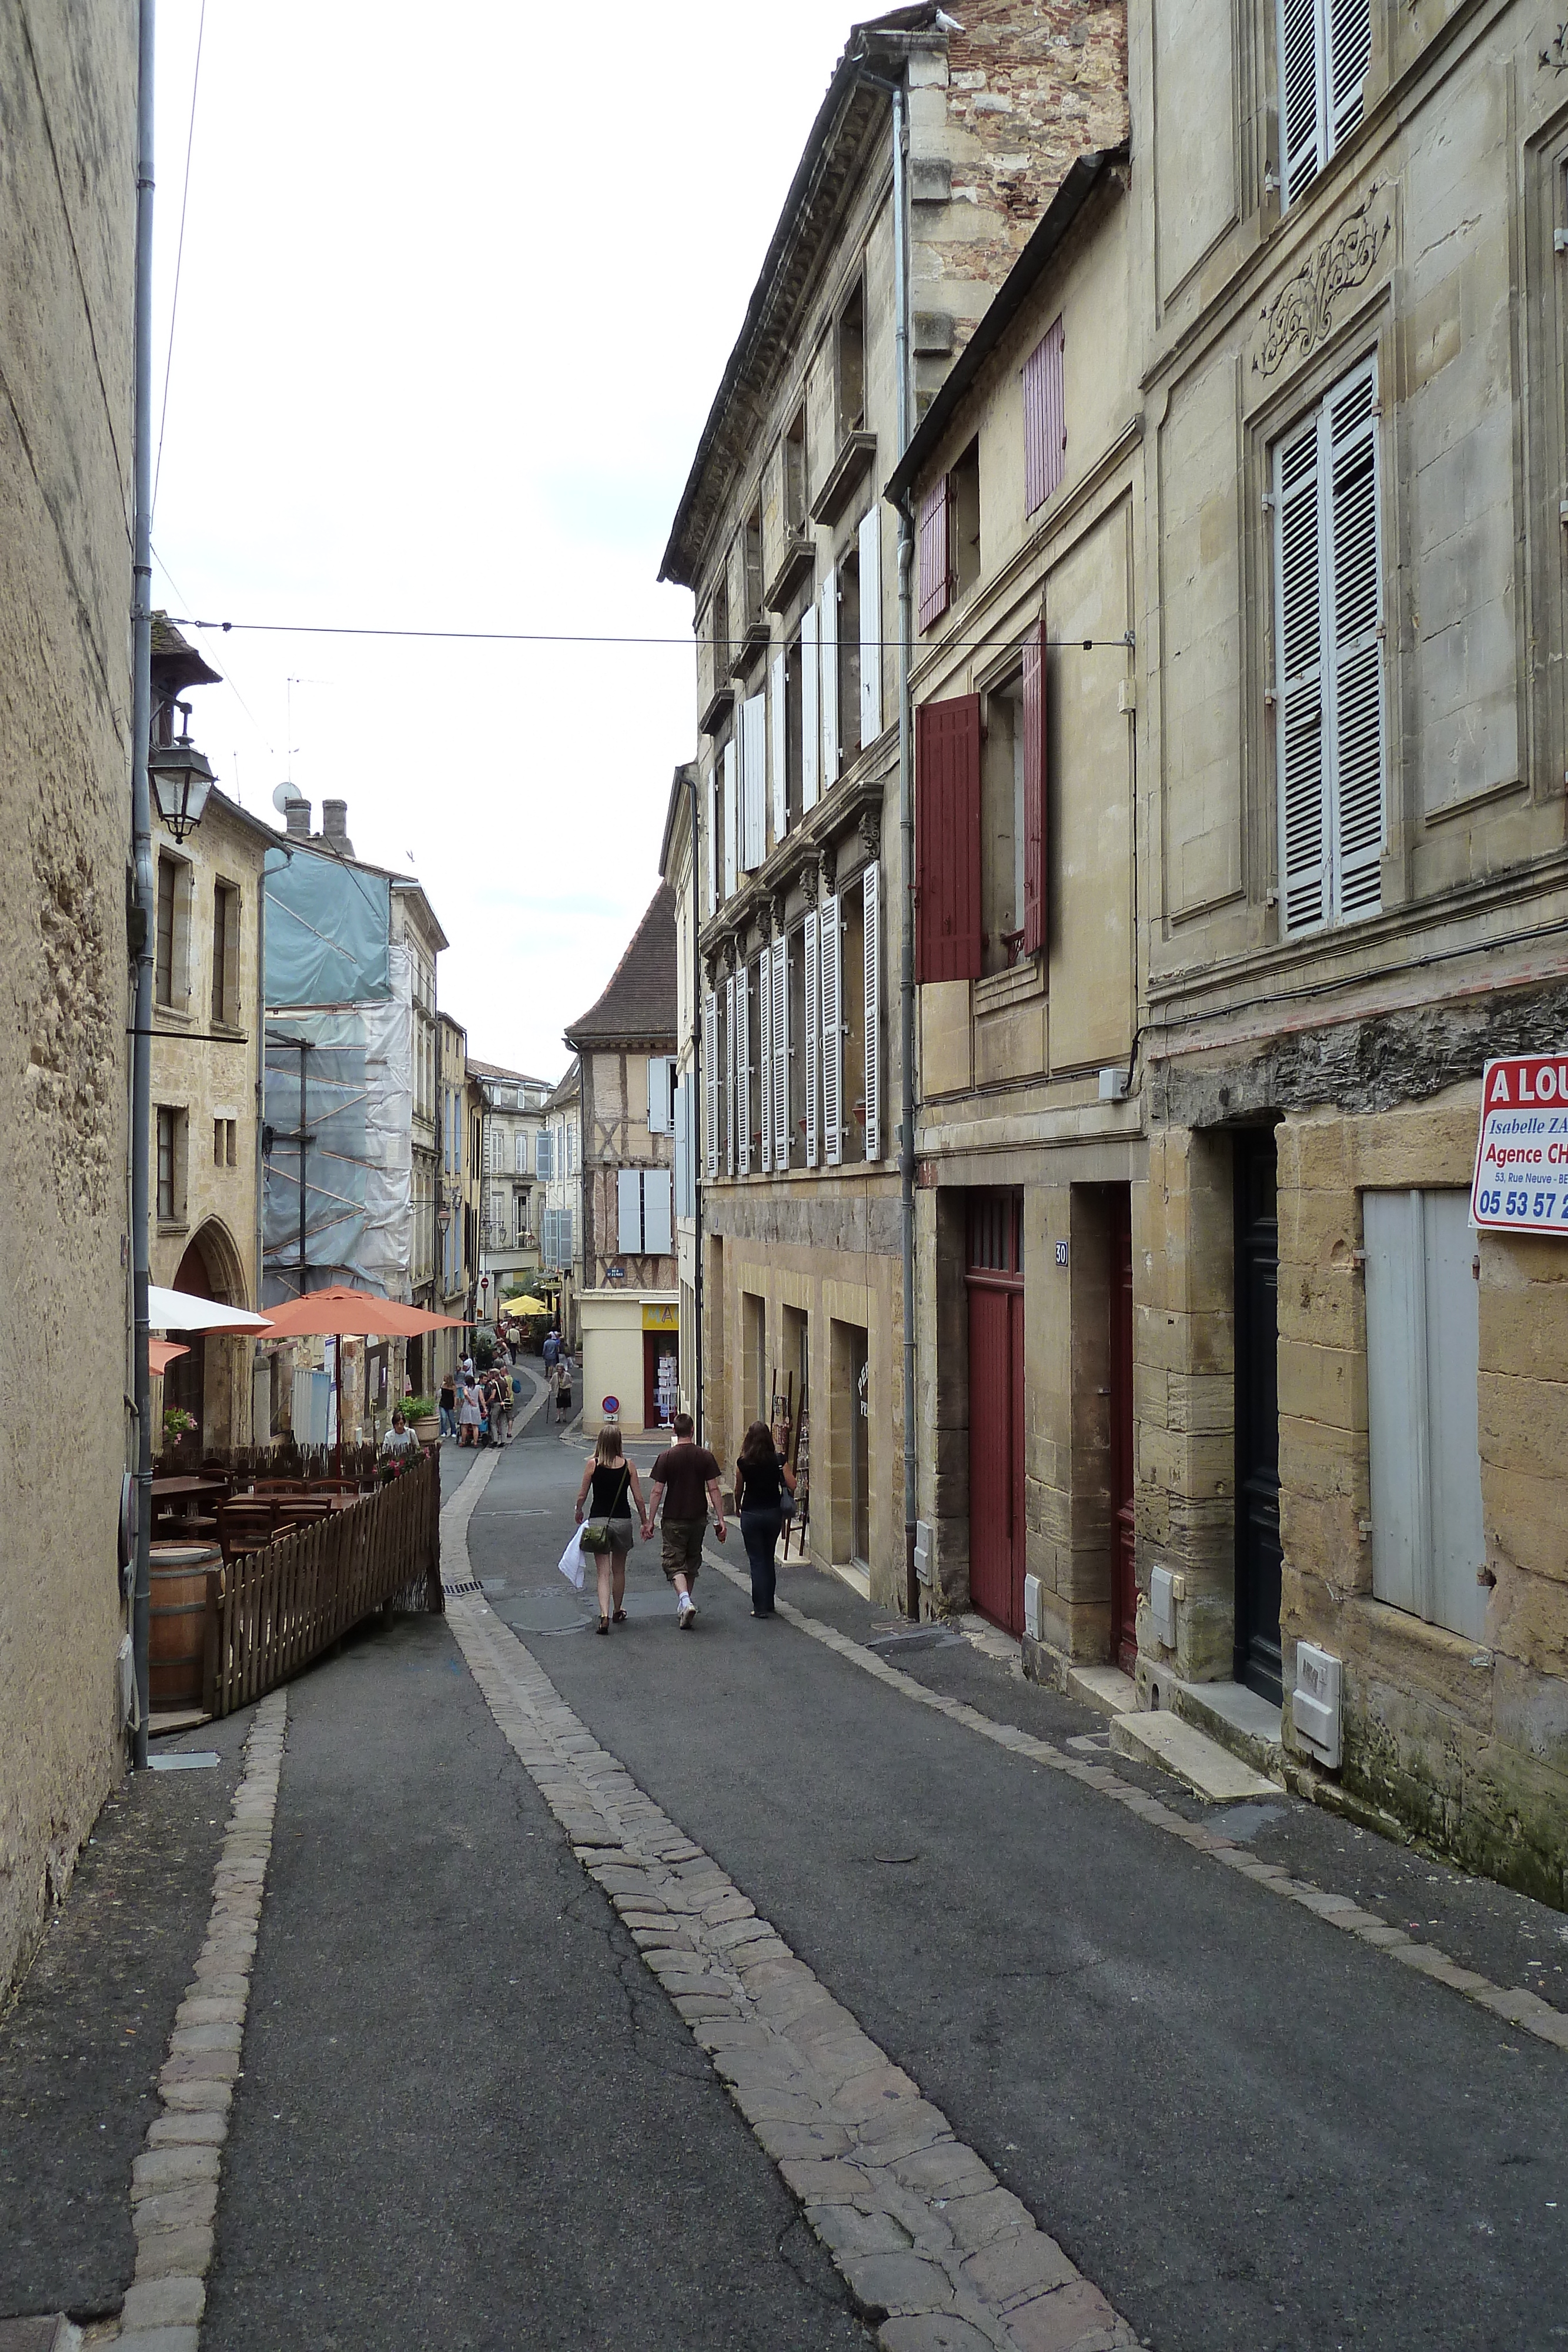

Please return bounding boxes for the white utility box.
[1292,1641,1343,1769]
[1024,1573,1043,1642]
[914,1519,934,1589]
[1148,1563,1176,1647]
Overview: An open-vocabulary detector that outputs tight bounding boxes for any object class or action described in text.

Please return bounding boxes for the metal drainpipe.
[861,55,920,1616]
[688,767,705,1442]
[129,0,157,1769]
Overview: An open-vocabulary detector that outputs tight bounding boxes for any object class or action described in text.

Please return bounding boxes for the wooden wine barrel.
[149,1541,220,1709]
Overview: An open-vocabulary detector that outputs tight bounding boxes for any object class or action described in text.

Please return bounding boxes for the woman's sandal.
[596,1615,610,1635]
[612,1608,627,1624]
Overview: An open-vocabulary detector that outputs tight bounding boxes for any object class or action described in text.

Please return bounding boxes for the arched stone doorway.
[163,1221,252,1451]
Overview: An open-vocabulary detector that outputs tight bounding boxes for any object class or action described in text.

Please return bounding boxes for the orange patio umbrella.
[259,1286,471,1472]
[148,1339,188,1376]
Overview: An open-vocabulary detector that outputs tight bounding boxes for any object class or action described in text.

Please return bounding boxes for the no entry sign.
[1470,1054,1568,1235]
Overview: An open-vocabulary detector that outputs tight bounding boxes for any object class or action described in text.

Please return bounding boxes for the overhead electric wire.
[151,0,206,522]
[161,614,1134,653]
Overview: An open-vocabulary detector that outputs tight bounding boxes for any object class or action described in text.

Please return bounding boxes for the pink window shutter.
[918,476,950,633]
[1021,616,1047,957]
[1024,317,1065,516]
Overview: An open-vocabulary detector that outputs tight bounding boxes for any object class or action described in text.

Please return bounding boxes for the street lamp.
[149,705,215,843]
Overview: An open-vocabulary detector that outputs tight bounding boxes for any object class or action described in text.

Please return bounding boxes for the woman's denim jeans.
[740,1507,781,1614]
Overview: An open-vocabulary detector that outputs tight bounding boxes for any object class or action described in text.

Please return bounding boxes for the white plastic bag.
[557,1525,586,1590]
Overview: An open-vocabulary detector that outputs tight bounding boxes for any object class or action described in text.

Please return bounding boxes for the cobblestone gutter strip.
[441,1578,1135,2352]
[111,1693,287,2352]
[703,1551,1568,2059]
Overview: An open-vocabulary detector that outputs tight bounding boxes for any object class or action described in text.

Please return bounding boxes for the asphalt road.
[467,1407,1568,2352]
[0,1705,253,2327]
[199,1524,870,2352]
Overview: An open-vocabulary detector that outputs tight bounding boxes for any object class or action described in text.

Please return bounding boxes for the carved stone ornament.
[772,890,790,938]
[818,839,838,891]
[1255,202,1389,377]
[857,805,882,863]
[800,861,820,910]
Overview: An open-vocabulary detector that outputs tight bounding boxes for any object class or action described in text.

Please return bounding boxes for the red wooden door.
[1108,1188,1137,1673]
[967,1193,1026,1636]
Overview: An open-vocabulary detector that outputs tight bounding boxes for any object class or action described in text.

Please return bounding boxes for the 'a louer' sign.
[1470,1055,1568,1235]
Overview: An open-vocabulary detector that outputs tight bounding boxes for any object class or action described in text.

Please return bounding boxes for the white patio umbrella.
[148,1285,274,1334]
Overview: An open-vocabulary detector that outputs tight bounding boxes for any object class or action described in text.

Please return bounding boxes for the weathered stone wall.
[0,0,136,2002]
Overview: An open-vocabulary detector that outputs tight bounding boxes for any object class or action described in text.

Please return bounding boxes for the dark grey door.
[1234,1130,1282,1702]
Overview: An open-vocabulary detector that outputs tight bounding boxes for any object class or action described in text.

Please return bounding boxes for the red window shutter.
[1021,615,1047,957]
[1023,316,1065,516]
[918,476,950,633]
[915,694,982,982]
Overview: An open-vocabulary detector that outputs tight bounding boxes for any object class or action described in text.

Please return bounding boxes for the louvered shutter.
[647,1055,670,1135]
[722,740,737,899]
[537,1130,553,1181]
[643,1168,673,1256]
[1021,616,1047,957]
[1326,361,1383,919]
[801,605,819,811]
[673,1078,688,1218]
[704,770,717,913]
[1275,393,1327,930]
[1328,0,1371,148]
[821,888,842,1168]
[770,650,787,843]
[858,507,882,744]
[804,908,820,1170]
[918,476,950,631]
[1023,317,1066,516]
[742,693,767,870]
[1280,0,1322,204]
[759,950,773,1174]
[704,991,719,1179]
[771,936,788,1174]
[735,960,751,1176]
[862,861,881,1162]
[914,695,983,981]
[820,564,839,787]
[618,1168,643,1254]
[724,973,735,1177]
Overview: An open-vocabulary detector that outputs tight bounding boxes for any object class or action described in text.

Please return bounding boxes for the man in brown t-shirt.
[644,1412,726,1628]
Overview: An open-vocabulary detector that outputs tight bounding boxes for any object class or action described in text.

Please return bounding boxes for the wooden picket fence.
[203,1451,442,1719]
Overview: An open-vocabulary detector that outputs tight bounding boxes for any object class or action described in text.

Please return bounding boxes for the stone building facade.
[661,764,703,1422]
[0,0,136,2002]
[1122,0,1568,1901]
[437,1011,474,1383]
[539,1063,583,1339]
[893,151,1142,1656]
[565,890,680,1434]
[470,1058,551,1311]
[663,0,1125,1594]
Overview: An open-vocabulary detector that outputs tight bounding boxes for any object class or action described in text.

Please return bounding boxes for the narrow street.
[153,1387,1566,2351]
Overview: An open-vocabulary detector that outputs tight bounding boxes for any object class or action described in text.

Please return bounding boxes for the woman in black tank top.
[574,1424,647,1634]
[734,1419,797,1618]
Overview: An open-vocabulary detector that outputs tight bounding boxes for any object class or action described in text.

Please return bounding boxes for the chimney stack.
[283,794,311,840]
[321,799,355,858]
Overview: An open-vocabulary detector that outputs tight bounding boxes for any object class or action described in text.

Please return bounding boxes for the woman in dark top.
[734,1419,796,1618]
[574,1424,647,1634]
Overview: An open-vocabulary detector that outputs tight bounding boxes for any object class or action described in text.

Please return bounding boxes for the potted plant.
[403,1394,440,1444]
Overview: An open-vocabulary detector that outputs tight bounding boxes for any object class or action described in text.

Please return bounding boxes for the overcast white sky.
[149,1,871,1081]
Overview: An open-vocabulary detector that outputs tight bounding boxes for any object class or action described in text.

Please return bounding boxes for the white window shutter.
[1325,360,1383,920]
[643,1168,673,1256]
[725,973,736,1178]
[821,887,842,1167]
[1327,0,1371,151]
[801,606,819,811]
[770,650,788,844]
[771,935,789,1174]
[804,908,820,1170]
[722,740,737,900]
[1274,405,1328,935]
[1279,0,1322,205]
[674,1079,688,1218]
[862,861,881,1161]
[704,991,720,1180]
[618,1167,643,1254]
[742,692,767,870]
[647,1055,671,1135]
[705,770,717,914]
[858,507,882,745]
[759,950,773,1174]
[819,563,839,787]
[735,960,751,1176]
